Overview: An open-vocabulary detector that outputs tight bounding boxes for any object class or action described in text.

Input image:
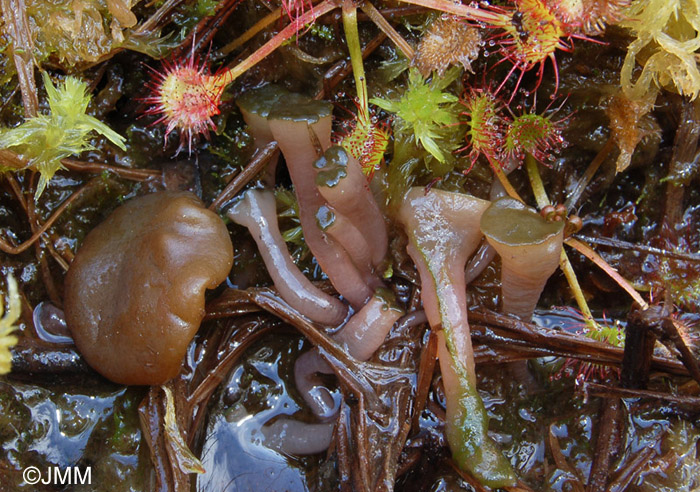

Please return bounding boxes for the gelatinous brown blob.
[64,191,233,385]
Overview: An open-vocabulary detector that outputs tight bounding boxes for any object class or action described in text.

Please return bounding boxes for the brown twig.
[170,0,245,60]
[586,397,622,492]
[208,141,279,211]
[584,382,700,410]
[548,424,586,491]
[0,0,38,117]
[247,287,417,491]
[135,0,187,35]
[468,308,688,377]
[217,7,281,57]
[317,31,387,99]
[664,98,700,228]
[606,445,658,492]
[655,317,700,387]
[0,179,98,254]
[0,149,26,171]
[620,304,667,389]
[186,317,277,439]
[360,2,414,59]
[565,237,649,310]
[62,158,161,181]
[10,337,92,375]
[565,137,615,211]
[573,234,700,262]
[336,403,354,492]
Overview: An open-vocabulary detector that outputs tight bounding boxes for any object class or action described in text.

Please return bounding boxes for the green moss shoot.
[0,72,126,198]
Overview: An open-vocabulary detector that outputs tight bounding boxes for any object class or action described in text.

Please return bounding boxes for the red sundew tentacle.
[550,53,560,94]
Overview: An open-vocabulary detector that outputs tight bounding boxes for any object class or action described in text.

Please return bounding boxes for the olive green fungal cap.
[236,84,290,117]
[267,95,333,123]
[480,197,564,246]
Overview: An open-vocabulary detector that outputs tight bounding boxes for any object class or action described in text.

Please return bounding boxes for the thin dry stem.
[208,141,279,211]
[398,0,505,24]
[565,237,649,310]
[565,137,615,210]
[218,7,281,56]
[218,0,338,87]
[0,0,38,117]
[0,180,94,254]
[574,235,700,262]
[525,154,594,320]
[360,2,414,59]
[62,159,160,181]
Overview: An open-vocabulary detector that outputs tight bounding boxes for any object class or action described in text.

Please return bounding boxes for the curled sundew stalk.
[398,187,516,488]
[481,197,564,320]
[339,0,391,177]
[227,189,348,326]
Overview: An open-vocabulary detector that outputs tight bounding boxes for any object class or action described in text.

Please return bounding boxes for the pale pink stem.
[262,419,334,455]
[397,0,508,25]
[227,189,348,326]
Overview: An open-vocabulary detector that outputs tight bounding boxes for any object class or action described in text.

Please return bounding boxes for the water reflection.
[197,335,329,492]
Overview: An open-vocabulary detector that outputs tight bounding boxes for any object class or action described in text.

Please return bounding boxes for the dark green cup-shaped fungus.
[64,192,233,385]
[236,85,289,148]
[236,85,289,184]
[480,197,564,321]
